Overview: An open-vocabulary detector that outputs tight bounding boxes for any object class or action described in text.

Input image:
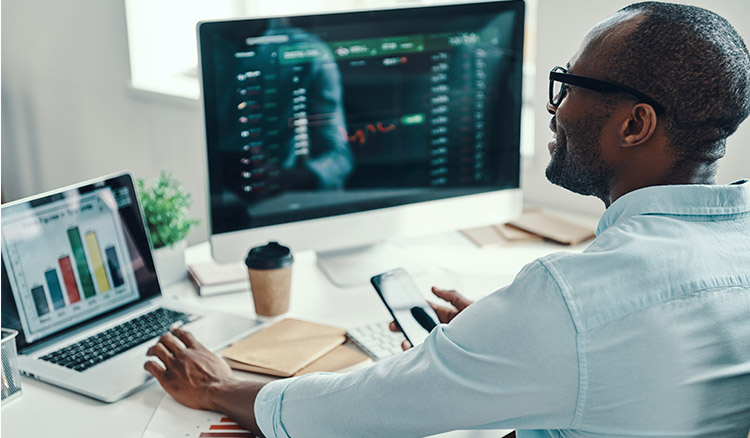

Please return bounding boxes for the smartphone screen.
[371,268,442,346]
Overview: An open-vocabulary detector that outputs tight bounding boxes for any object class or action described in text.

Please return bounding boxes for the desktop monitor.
[198,0,525,285]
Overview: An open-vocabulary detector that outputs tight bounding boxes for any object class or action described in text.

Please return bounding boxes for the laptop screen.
[1,173,161,350]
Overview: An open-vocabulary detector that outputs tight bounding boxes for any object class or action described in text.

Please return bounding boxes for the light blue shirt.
[255,181,750,438]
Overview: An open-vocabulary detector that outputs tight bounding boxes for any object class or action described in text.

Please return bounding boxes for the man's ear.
[619,103,658,147]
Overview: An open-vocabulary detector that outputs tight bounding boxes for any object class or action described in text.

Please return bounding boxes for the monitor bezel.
[198,1,526,263]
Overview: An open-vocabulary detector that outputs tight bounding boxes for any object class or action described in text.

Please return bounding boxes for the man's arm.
[208,379,267,437]
[254,261,579,437]
[144,288,471,437]
[147,261,579,438]
[144,329,266,437]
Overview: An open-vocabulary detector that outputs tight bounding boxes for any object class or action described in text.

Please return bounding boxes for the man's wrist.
[205,377,240,412]
[205,377,267,437]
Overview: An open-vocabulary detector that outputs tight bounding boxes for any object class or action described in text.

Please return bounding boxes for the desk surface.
[1,216,596,438]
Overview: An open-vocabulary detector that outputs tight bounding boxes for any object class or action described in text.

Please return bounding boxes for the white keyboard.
[347,320,406,361]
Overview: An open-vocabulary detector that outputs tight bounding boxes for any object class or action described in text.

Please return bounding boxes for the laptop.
[1,172,262,402]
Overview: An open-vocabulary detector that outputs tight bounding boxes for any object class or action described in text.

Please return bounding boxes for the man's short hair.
[606,2,750,163]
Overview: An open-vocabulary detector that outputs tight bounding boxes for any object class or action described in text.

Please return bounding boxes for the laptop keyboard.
[40,308,191,372]
[347,320,406,361]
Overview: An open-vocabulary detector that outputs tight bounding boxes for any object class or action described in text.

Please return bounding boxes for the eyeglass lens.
[551,80,565,105]
[549,66,567,106]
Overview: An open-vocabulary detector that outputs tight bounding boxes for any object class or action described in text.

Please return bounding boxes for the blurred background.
[3,0,749,245]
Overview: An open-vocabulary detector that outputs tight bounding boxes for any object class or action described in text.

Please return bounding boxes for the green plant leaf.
[136,171,200,249]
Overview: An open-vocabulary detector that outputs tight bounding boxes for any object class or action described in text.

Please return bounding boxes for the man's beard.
[545,108,613,200]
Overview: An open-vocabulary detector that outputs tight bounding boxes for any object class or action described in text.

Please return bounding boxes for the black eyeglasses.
[549,66,665,114]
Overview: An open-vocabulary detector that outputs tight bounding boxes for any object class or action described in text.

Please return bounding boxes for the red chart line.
[210,425,246,430]
[220,417,234,422]
[199,433,254,438]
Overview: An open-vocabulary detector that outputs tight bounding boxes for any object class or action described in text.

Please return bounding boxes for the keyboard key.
[347,321,406,361]
[40,308,191,372]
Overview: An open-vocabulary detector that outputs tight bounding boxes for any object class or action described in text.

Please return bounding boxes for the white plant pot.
[153,240,187,287]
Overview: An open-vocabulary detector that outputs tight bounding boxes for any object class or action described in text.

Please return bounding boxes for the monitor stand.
[316,241,426,287]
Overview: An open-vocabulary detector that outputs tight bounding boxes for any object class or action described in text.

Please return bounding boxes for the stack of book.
[187,260,250,296]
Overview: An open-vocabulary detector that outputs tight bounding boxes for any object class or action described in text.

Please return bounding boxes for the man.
[145,3,750,437]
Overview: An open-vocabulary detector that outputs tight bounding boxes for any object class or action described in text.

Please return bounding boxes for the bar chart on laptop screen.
[1,189,139,341]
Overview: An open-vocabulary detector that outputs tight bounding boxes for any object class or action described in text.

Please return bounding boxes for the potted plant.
[137,171,200,286]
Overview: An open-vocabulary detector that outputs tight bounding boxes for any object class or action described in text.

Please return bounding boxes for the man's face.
[544,84,614,199]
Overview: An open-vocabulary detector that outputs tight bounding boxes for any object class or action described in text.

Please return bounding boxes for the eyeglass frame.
[549,66,665,114]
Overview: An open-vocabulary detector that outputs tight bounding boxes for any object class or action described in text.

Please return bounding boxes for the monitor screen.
[199,1,524,236]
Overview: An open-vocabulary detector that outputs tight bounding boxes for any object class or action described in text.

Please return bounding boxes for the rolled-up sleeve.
[254,261,580,438]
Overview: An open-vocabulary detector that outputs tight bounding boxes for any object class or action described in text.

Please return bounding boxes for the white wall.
[1,0,209,243]
[2,0,749,245]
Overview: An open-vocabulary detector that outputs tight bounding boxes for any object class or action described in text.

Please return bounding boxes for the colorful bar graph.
[31,285,50,317]
[58,256,81,304]
[84,232,111,293]
[67,227,96,299]
[44,269,66,310]
[105,246,124,288]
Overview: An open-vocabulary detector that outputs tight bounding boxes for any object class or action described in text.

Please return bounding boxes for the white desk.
[1,219,596,438]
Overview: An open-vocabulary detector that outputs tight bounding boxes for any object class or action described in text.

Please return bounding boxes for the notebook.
[0,172,262,402]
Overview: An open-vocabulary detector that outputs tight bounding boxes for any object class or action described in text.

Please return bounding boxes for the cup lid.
[245,241,294,270]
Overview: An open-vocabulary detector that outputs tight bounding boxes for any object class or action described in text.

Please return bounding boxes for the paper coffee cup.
[245,242,294,317]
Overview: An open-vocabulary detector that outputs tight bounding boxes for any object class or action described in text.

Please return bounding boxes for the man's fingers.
[171,328,200,349]
[158,332,185,356]
[428,301,447,313]
[389,321,400,332]
[428,301,454,321]
[401,340,412,351]
[431,287,472,310]
[144,360,167,381]
[146,343,174,365]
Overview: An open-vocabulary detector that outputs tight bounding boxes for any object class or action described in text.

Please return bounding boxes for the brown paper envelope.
[225,343,370,377]
[507,211,595,245]
[223,358,294,377]
[295,343,371,376]
[221,318,346,377]
[460,225,507,247]
[492,224,544,242]
[460,223,543,247]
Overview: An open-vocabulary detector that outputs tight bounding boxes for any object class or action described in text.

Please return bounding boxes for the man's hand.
[144,328,237,411]
[145,328,266,436]
[389,287,473,350]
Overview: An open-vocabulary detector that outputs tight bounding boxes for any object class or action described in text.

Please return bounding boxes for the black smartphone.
[370,268,441,346]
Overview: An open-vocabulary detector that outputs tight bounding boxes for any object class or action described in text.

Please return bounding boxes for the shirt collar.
[596,180,750,236]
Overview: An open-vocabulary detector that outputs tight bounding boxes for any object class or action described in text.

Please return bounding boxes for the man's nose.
[547,100,557,115]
